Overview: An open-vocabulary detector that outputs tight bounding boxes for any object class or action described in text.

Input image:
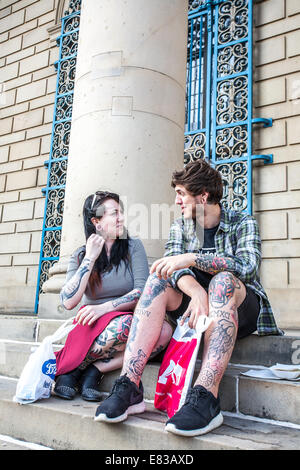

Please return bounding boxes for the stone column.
[39,0,188,318]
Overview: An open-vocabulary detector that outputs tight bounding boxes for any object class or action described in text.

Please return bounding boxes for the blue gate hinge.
[252,117,273,128]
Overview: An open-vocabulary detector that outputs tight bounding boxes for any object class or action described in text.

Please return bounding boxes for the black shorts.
[167,284,260,340]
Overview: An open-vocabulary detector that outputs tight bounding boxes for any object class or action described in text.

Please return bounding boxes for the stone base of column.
[38,293,72,319]
[38,256,78,319]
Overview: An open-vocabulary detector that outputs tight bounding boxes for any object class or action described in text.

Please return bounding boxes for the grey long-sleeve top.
[64,238,149,306]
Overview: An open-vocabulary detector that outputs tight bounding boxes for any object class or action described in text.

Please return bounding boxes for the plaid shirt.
[164,205,282,336]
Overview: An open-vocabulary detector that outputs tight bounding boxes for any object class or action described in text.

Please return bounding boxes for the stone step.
[1,314,299,366]
[0,377,299,450]
[1,338,300,425]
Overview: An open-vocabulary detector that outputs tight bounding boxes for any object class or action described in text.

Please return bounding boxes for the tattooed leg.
[149,321,173,359]
[79,314,132,370]
[121,273,182,385]
[194,271,246,398]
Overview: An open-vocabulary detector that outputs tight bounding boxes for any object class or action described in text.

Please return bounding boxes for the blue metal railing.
[34,7,81,313]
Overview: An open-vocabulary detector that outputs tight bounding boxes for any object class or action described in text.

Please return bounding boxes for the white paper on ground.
[242,364,300,381]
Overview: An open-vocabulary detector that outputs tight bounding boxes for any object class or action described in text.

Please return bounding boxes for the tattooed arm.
[60,234,105,310]
[75,288,142,326]
[151,216,261,284]
[60,256,95,310]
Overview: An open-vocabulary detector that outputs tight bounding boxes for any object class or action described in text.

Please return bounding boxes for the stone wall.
[0,0,59,311]
[253,0,300,330]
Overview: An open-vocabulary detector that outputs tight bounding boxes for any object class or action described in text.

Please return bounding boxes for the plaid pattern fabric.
[164,205,282,336]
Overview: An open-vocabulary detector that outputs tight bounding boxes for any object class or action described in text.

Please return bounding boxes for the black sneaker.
[165,385,223,436]
[94,375,145,423]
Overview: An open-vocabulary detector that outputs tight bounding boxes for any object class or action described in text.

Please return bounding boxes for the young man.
[94,159,282,436]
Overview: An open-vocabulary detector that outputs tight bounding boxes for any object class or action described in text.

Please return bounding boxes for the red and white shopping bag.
[154,315,212,418]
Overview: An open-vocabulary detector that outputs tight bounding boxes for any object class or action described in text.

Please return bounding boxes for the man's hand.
[75,303,107,326]
[180,288,209,329]
[150,253,195,280]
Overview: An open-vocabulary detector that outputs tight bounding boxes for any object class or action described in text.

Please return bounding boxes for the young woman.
[54,191,172,401]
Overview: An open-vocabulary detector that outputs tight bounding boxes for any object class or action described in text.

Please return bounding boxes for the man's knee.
[139,273,169,308]
[208,271,242,308]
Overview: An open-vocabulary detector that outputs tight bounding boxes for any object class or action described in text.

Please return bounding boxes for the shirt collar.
[218,204,230,233]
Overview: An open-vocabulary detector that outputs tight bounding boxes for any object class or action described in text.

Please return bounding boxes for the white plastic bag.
[155,315,212,418]
[14,316,76,404]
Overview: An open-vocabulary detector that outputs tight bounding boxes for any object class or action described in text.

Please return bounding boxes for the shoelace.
[111,375,131,396]
[186,387,209,408]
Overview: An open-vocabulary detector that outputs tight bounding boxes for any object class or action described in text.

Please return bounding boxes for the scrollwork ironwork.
[217,161,248,211]
[216,125,248,160]
[218,0,248,45]
[51,121,71,159]
[64,0,81,16]
[216,75,248,125]
[188,0,207,13]
[217,42,248,78]
[49,160,68,187]
[57,57,77,94]
[42,230,62,258]
[45,188,65,229]
[184,132,206,164]
[38,260,57,294]
[55,93,73,121]
[61,30,79,58]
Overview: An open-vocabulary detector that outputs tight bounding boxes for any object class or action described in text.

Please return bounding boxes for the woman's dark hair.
[171,159,223,204]
[79,191,130,294]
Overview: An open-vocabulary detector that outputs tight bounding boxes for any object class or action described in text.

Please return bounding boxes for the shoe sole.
[81,394,104,402]
[165,412,223,437]
[94,400,146,423]
[52,390,75,400]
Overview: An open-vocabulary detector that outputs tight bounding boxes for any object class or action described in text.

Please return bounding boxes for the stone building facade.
[0,0,299,332]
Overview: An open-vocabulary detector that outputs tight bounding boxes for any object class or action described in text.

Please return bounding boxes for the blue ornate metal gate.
[34,1,82,312]
[185,0,273,213]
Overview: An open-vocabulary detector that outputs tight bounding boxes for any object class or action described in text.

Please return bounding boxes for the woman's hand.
[75,303,107,326]
[85,233,105,262]
[150,253,195,280]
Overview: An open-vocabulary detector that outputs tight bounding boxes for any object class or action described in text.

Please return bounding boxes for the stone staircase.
[0,314,300,450]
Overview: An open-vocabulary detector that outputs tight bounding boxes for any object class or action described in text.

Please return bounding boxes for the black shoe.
[79,364,105,402]
[53,368,83,400]
[94,375,145,423]
[165,385,223,437]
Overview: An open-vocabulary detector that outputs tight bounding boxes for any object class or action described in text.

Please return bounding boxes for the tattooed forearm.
[139,274,168,308]
[111,289,141,308]
[60,257,92,305]
[194,253,236,275]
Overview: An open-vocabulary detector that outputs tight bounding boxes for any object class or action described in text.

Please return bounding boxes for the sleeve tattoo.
[60,257,92,304]
[111,289,141,308]
[194,253,236,275]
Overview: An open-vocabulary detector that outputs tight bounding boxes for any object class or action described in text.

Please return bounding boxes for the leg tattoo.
[139,274,168,308]
[126,349,147,381]
[209,271,241,309]
[196,272,241,396]
[79,314,132,369]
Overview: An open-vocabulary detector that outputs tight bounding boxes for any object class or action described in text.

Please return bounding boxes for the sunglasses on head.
[90,191,111,212]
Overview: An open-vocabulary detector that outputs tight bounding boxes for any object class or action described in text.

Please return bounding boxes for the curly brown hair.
[171,159,223,204]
